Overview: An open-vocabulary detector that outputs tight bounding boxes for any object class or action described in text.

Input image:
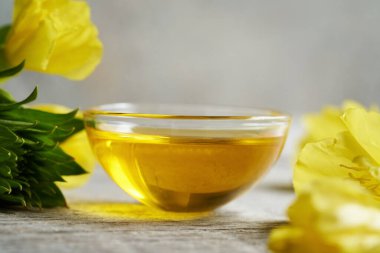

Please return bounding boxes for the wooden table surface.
[0,154,294,253]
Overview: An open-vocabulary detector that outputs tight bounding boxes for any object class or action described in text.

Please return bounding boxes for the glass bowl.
[83,103,290,212]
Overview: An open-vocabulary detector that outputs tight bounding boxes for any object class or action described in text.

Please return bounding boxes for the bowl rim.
[84,103,291,121]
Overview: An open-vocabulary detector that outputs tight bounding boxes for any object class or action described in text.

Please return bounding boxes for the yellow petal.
[269,180,380,253]
[5,0,103,80]
[301,106,344,146]
[342,108,380,165]
[295,132,362,191]
[300,101,366,148]
[32,103,96,188]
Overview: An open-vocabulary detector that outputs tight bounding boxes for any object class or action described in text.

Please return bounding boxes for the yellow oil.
[87,127,286,212]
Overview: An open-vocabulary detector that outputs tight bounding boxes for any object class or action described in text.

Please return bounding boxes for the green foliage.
[0,61,24,80]
[0,64,86,208]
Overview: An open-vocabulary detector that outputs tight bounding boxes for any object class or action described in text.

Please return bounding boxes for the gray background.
[1,0,379,114]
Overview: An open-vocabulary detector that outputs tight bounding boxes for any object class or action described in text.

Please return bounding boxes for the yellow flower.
[4,0,103,80]
[270,102,380,253]
[294,107,380,199]
[268,180,380,253]
[32,104,96,188]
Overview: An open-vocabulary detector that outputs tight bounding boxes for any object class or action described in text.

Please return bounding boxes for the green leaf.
[35,183,66,208]
[24,133,56,148]
[6,178,23,191]
[0,194,27,207]
[27,192,42,208]
[0,147,11,162]
[0,125,23,144]
[0,88,14,103]
[0,149,18,164]
[50,160,86,176]
[6,107,79,123]
[0,159,17,175]
[21,124,77,141]
[1,108,84,142]
[36,147,75,162]
[0,185,9,194]
[0,61,25,81]
[0,119,36,130]
[59,118,84,141]
[0,165,12,178]
[0,85,36,111]
[0,178,11,193]
[0,86,87,209]
[0,193,27,207]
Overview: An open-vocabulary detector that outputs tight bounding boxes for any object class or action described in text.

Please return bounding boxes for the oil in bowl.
[84,104,290,212]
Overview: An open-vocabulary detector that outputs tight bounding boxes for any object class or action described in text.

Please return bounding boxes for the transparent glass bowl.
[84,103,290,212]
